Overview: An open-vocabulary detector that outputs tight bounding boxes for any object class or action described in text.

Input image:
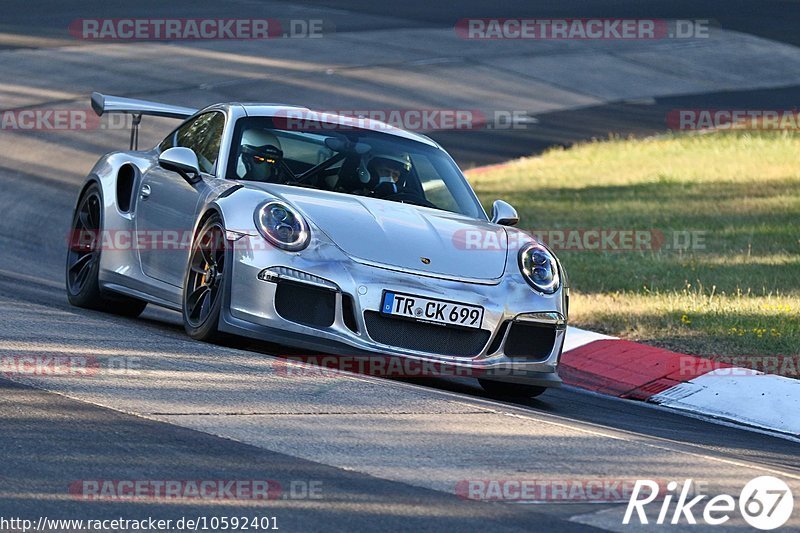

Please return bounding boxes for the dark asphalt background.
[1,0,798,165]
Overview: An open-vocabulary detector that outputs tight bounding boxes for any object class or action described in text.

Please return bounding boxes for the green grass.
[466,131,800,367]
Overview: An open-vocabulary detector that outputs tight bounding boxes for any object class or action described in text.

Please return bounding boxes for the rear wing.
[90,92,197,150]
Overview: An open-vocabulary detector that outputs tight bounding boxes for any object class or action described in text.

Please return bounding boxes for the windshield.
[226,117,486,219]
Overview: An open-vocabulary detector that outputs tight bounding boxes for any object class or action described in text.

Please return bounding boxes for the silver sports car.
[66,93,568,397]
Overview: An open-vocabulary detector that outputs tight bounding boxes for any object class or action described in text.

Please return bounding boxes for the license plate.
[380,291,484,329]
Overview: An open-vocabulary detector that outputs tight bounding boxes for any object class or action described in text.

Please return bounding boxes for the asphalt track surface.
[0,1,798,531]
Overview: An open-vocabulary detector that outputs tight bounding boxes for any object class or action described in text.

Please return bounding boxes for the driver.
[367,153,411,196]
[238,130,284,182]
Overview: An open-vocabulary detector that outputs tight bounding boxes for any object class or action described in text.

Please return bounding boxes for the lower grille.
[363,311,490,357]
[274,280,336,328]
[503,322,557,360]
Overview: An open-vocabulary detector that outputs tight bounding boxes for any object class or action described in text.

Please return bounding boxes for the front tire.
[478,379,547,398]
[65,184,146,317]
[183,214,227,342]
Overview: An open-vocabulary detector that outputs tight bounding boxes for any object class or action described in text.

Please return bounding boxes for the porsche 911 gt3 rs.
[66,92,568,397]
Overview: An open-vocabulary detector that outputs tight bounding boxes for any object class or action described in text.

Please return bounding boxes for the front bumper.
[220,236,566,387]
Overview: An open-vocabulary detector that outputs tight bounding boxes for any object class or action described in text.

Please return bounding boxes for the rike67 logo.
[624,476,794,530]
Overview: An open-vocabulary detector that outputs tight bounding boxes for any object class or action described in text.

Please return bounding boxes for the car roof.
[226,103,440,148]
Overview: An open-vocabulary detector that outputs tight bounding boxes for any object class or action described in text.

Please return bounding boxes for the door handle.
[140,184,151,199]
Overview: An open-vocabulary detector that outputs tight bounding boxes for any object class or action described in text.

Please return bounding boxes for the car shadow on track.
[5,268,798,472]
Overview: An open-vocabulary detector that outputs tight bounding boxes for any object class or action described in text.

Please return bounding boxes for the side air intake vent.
[503,323,557,360]
[274,280,336,328]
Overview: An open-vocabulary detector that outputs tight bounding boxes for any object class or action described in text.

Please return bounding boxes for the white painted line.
[563,326,616,352]
[651,368,800,436]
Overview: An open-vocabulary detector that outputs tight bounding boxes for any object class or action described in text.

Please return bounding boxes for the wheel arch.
[194,206,224,238]
[74,176,103,207]
[208,185,275,236]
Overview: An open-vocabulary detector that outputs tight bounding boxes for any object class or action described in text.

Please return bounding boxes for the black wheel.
[66,184,147,317]
[478,379,547,398]
[183,215,227,342]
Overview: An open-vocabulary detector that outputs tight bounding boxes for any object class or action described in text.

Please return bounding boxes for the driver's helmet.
[366,152,412,193]
[238,129,283,182]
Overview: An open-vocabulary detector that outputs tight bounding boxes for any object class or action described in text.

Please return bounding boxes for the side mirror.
[491,200,519,226]
[159,147,201,184]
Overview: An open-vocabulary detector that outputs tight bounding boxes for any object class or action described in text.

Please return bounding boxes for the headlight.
[254,201,310,251]
[519,242,560,294]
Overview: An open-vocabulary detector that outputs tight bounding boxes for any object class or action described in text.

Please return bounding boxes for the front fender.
[210,186,276,235]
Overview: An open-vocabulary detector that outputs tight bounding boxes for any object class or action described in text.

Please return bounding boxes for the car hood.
[254,184,508,280]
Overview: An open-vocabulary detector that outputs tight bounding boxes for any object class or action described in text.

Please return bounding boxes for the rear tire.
[478,379,547,398]
[182,214,227,343]
[65,184,147,318]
